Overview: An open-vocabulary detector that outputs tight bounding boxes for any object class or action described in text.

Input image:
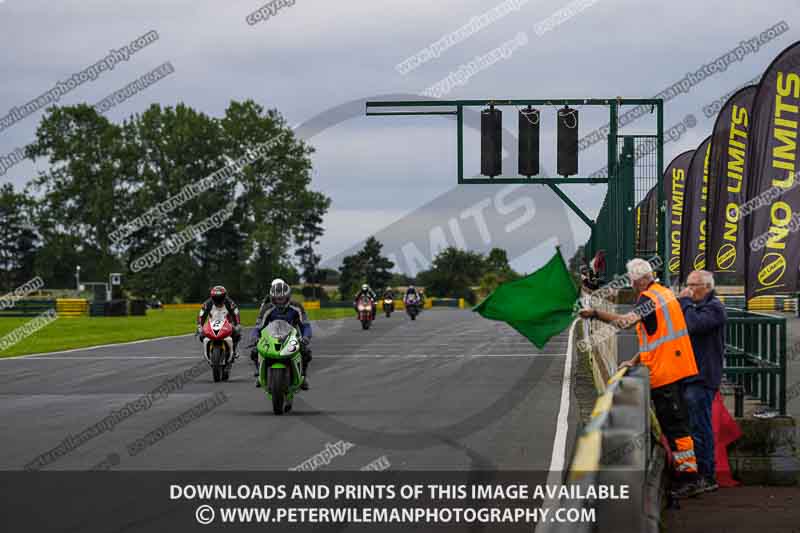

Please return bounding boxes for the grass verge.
[0,307,354,358]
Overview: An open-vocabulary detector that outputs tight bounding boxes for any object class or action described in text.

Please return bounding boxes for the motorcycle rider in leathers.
[197,285,242,356]
[250,278,312,390]
[353,283,377,320]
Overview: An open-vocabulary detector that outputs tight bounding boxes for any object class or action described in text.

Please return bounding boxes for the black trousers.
[653,380,700,481]
[651,380,692,450]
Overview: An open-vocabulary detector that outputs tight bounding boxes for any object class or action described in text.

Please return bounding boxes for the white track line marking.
[322,337,566,348]
[0,317,376,361]
[534,319,579,533]
[548,318,578,473]
[0,334,196,360]
[5,356,200,360]
[7,353,563,361]
[317,354,563,358]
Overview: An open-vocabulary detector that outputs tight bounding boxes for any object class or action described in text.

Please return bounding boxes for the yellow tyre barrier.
[55,298,89,318]
[162,303,202,310]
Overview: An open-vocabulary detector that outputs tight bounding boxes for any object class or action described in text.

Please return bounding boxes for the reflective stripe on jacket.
[635,283,698,389]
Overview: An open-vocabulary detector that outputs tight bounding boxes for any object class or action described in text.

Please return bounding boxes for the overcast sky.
[1,0,798,273]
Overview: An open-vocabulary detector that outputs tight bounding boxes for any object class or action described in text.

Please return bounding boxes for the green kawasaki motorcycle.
[256,320,305,415]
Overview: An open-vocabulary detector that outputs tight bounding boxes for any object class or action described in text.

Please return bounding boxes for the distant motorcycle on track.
[405,294,421,321]
[200,307,236,382]
[383,297,394,318]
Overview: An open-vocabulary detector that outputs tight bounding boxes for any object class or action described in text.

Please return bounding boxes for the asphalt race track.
[0,309,578,472]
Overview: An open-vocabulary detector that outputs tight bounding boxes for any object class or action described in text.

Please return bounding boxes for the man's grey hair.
[626,258,654,282]
[694,270,715,289]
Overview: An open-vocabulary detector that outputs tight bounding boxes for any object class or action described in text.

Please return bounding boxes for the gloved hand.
[196,326,204,339]
[250,348,259,363]
[300,336,310,347]
[233,324,242,335]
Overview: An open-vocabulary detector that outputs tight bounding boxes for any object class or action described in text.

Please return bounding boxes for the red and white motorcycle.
[201,307,235,382]
[356,295,374,330]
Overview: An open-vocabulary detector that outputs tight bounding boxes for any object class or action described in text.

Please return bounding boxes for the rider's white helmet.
[361,284,369,291]
[270,278,291,309]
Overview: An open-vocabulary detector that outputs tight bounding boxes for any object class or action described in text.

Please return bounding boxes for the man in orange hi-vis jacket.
[579,258,702,499]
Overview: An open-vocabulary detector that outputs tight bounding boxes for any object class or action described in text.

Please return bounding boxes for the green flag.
[473,248,578,348]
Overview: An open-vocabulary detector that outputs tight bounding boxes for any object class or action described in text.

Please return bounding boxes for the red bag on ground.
[712,391,742,487]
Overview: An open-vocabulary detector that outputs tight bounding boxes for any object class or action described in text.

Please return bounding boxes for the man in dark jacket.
[678,270,727,493]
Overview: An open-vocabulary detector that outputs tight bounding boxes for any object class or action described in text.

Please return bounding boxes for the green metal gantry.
[366,98,665,281]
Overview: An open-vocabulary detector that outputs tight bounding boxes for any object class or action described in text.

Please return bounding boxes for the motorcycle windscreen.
[208,307,228,334]
[265,320,294,341]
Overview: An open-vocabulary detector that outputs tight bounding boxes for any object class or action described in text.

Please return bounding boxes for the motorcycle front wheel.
[210,346,224,382]
[269,367,288,415]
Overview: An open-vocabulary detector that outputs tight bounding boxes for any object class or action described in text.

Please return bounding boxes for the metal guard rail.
[724,308,787,415]
[541,365,665,533]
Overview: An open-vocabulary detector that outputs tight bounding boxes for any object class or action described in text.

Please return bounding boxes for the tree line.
[336,239,520,303]
[1,99,523,304]
[0,100,329,302]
